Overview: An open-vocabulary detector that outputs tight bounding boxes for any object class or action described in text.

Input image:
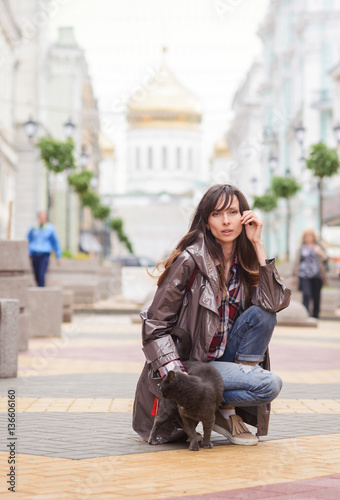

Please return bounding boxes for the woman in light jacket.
[294,229,328,319]
[133,184,291,446]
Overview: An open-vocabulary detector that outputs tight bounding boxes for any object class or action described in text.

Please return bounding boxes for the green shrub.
[37,137,76,173]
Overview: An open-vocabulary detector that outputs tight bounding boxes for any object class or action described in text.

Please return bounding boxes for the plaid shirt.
[207,254,241,361]
[159,254,241,377]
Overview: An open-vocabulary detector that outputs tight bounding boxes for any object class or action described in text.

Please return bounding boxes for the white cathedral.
[125,54,203,195]
[100,52,229,260]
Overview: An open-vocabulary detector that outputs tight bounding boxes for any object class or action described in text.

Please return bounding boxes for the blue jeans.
[300,277,322,319]
[209,306,282,408]
[31,253,50,287]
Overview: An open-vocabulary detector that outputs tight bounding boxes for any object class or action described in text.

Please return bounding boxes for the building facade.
[45,27,101,253]
[125,55,203,195]
[227,61,265,199]
[229,0,340,259]
[8,6,100,255]
[0,0,19,238]
[108,53,204,260]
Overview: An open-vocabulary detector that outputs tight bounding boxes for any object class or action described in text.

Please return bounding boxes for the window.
[162,147,167,169]
[188,148,193,170]
[148,147,153,169]
[135,147,140,170]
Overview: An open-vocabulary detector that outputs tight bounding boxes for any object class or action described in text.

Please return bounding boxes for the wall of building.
[229,0,340,259]
[0,1,20,238]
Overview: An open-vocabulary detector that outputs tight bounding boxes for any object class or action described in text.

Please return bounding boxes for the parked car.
[111,255,157,267]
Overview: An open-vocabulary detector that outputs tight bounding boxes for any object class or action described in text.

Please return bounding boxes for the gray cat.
[148,328,224,451]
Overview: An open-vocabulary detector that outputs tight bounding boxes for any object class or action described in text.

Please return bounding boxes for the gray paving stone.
[0,411,339,460]
[263,413,340,440]
[0,373,140,398]
[1,376,338,401]
[279,383,340,399]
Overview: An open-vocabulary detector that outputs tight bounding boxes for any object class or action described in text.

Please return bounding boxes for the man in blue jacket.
[27,211,62,287]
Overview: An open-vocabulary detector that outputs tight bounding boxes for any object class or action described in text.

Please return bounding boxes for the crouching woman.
[133,184,291,446]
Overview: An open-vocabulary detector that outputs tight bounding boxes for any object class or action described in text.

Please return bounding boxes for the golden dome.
[99,132,115,159]
[127,51,202,129]
[213,135,231,158]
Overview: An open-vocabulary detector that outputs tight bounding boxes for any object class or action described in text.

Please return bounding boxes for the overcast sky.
[49,0,270,169]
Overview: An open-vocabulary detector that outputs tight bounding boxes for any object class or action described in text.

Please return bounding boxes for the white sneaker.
[213,412,258,446]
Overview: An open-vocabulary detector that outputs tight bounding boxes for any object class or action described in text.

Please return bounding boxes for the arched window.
[148,147,153,169]
[162,147,167,169]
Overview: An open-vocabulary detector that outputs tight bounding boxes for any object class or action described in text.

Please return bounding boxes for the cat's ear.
[166,371,176,381]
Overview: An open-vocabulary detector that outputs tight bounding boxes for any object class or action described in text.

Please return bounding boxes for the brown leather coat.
[132,233,291,443]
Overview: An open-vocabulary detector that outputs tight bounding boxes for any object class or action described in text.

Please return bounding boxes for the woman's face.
[304,232,315,245]
[207,195,243,247]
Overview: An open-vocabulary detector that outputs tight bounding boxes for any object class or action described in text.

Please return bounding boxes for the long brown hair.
[156,184,260,301]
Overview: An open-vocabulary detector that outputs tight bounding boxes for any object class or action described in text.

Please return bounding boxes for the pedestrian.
[294,228,328,319]
[27,211,62,287]
[336,258,340,279]
[133,184,291,447]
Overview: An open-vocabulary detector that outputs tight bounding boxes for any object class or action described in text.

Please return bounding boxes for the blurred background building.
[2,0,100,255]
[46,26,101,254]
[228,0,340,259]
[1,0,340,263]
[0,1,19,239]
[100,51,205,259]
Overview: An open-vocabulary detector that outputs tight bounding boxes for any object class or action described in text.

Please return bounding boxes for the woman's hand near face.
[241,210,267,265]
[241,210,263,244]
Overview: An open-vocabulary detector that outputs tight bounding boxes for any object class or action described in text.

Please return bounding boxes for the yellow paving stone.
[276,369,340,384]
[0,434,340,499]
[274,322,340,340]
[271,398,340,414]
[107,398,134,413]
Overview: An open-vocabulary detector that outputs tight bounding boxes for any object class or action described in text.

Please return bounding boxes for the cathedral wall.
[126,127,202,194]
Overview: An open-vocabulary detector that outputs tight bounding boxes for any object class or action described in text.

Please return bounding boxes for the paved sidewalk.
[0,314,340,499]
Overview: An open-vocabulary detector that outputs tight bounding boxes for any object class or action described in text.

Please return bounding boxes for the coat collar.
[185,232,219,296]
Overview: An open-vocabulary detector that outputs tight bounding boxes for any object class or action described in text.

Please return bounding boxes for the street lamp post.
[24,116,76,247]
[269,155,278,173]
[80,145,88,169]
[78,145,88,252]
[23,117,41,231]
[250,176,258,195]
[23,117,38,139]
[63,119,76,250]
[295,124,306,144]
[267,154,278,258]
[295,124,306,173]
[64,118,76,140]
[23,117,49,219]
[269,154,278,185]
[333,123,340,145]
